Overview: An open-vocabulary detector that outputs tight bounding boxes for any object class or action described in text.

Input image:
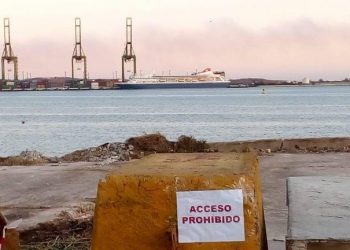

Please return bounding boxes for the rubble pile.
[61,142,132,163]
[19,150,46,161]
[0,150,49,166]
[0,134,210,166]
[61,134,210,163]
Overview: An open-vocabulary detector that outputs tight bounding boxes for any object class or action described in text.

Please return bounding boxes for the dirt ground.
[1,153,350,249]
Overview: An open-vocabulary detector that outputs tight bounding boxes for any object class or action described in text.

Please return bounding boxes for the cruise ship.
[117,68,230,89]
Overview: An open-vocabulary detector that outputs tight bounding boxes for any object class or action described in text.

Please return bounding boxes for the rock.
[47,157,60,163]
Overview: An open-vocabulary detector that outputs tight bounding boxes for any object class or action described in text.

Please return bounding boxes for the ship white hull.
[117,81,231,89]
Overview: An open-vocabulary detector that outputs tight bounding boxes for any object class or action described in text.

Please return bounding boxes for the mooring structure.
[121,17,136,82]
[1,18,18,81]
[71,17,87,83]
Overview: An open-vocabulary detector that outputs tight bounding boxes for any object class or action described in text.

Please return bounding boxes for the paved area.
[260,153,350,250]
[287,176,350,240]
[1,153,350,249]
[0,162,121,230]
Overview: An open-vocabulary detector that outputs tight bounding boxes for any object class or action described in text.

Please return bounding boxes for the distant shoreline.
[260,82,350,87]
[1,82,350,92]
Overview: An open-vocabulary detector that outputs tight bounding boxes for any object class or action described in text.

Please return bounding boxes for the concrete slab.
[260,153,350,250]
[0,162,122,231]
[114,152,250,176]
[287,176,350,240]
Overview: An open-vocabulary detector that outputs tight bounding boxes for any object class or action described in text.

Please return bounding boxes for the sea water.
[0,86,349,156]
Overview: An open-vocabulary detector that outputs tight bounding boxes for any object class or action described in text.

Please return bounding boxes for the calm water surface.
[0,86,349,156]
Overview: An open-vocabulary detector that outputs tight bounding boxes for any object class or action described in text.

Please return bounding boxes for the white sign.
[176,189,245,243]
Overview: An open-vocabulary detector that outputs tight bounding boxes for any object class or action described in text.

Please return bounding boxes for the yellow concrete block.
[2,229,20,250]
[1,212,20,250]
[92,153,266,250]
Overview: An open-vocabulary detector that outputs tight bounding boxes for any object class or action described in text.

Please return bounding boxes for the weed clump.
[126,133,174,155]
[175,135,209,153]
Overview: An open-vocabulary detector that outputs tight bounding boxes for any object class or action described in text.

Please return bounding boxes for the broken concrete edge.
[209,137,350,154]
[1,212,22,234]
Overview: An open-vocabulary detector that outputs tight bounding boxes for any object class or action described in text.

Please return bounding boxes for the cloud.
[136,19,350,80]
[12,19,350,80]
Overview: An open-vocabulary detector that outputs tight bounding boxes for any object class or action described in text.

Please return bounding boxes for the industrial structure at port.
[1,17,118,91]
[0,17,141,90]
[0,17,234,91]
[1,18,18,83]
[71,17,87,85]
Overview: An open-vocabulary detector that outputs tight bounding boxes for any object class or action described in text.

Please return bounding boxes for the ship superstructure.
[117,68,230,89]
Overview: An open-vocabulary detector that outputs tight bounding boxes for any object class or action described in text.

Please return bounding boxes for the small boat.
[227,84,249,88]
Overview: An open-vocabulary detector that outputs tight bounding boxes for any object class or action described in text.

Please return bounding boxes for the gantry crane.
[122,17,136,82]
[1,18,18,81]
[71,18,87,84]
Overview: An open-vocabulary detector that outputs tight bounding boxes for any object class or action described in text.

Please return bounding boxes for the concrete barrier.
[92,152,267,250]
[210,137,350,153]
[282,137,350,153]
[210,139,283,153]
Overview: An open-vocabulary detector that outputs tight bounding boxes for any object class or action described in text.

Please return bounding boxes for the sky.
[2,0,350,80]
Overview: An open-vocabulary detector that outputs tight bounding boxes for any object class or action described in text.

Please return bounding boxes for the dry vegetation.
[20,204,94,250]
[126,133,174,157]
[21,235,90,250]
[126,133,209,157]
[175,135,209,153]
